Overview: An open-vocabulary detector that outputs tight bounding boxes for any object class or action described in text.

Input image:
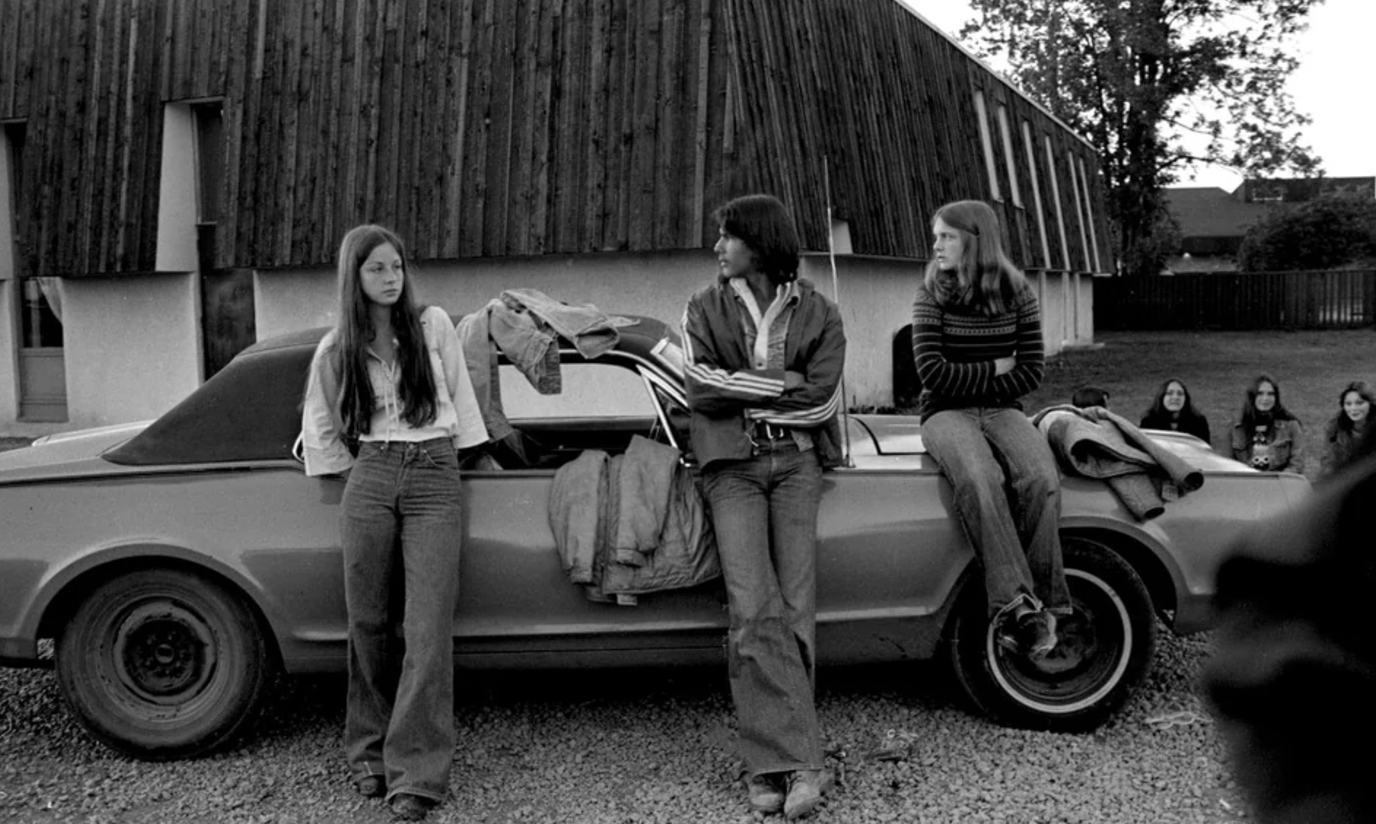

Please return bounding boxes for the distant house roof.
[1165,187,1271,241]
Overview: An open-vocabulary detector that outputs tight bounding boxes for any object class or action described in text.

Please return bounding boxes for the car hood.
[850,414,925,455]
[0,421,149,483]
[849,414,1259,474]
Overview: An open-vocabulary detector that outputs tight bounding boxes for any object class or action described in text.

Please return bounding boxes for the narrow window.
[1077,155,1102,272]
[5,121,68,421]
[192,100,254,379]
[1043,135,1071,271]
[997,104,1022,208]
[973,90,1002,202]
[1067,151,1092,273]
[1022,120,1051,268]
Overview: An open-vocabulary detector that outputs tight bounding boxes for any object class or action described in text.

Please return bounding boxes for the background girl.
[1230,374,1304,473]
[1319,380,1374,478]
[1140,378,1212,446]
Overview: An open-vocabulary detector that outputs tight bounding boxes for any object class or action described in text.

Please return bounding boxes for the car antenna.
[824,155,853,468]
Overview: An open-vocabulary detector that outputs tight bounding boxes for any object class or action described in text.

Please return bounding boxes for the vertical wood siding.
[0,0,1111,278]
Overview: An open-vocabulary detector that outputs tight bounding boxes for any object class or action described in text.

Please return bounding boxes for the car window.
[500,360,656,420]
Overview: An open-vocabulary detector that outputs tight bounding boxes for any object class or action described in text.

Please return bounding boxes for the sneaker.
[389,793,437,821]
[998,609,1058,657]
[783,769,834,819]
[746,773,785,813]
[355,775,386,798]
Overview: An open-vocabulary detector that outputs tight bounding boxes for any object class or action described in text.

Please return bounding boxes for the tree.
[1238,195,1376,272]
[960,0,1322,277]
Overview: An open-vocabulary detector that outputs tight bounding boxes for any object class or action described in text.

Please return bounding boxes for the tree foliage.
[959,0,1323,276]
[1238,195,1376,272]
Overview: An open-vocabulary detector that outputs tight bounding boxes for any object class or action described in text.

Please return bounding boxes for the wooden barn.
[0,0,1110,431]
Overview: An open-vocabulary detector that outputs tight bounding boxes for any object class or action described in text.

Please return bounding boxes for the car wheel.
[947,535,1157,731]
[55,567,274,759]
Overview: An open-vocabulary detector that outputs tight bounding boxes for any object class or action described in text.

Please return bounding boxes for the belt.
[750,420,792,442]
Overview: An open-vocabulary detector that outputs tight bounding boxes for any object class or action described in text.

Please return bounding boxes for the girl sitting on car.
[301,224,488,821]
[911,200,1070,659]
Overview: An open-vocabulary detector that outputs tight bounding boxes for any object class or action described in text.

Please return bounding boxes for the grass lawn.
[1021,327,1376,480]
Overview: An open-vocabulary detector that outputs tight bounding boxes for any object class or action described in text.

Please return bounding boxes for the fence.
[1095,270,1376,330]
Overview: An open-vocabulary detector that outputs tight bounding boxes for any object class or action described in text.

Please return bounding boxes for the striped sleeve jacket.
[683,277,846,469]
[911,284,1044,421]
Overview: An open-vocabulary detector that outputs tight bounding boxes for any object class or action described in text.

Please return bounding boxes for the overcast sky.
[897,0,1374,190]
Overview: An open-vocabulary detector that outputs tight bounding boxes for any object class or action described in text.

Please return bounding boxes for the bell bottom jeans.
[701,442,825,778]
[341,438,462,803]
[922,407,1070,619]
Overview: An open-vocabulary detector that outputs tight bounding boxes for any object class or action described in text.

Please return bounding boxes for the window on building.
[190,100,254,379]
[997,104,1023,208]
[1077,155,1102,272]
[1043,135,1072,271]
[5,120,67,421]
[1066,151,1092,273]
[972,90,1002,202]
[1022,120,1051,268]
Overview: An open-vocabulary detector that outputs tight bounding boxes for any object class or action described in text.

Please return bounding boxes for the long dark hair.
[922,200,1026,317]
[712,194,801,284]
[1329,380,1376,436]
[1144,378,1205,423]
[1239,373,1297,432]
[332,224,437,438]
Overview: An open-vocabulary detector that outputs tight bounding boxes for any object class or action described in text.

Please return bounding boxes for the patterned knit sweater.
[910,283,1044,421]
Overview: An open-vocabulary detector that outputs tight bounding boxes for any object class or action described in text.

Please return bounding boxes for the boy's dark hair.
[1072,386,1110,409]
[712,194,801,284]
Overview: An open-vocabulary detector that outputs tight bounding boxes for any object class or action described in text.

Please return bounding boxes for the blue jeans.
[701,441,824,778]
[922,407,1070,618]
[341,438,462,803]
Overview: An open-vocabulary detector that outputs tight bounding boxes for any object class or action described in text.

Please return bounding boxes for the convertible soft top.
[103,313,677,466]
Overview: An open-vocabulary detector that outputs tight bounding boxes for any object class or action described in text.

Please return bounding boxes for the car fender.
[1057,514,1191,626]
[26,540,283,663]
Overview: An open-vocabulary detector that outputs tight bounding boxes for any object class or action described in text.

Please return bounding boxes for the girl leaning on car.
[910,199,1070,659]
[301,224,488,821]
[683,194,845,820]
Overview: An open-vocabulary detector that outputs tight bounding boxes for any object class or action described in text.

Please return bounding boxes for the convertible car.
[0,313,1309,760]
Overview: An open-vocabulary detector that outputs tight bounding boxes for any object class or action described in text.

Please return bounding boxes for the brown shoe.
[783,769,834,819]
[746,773,785,813]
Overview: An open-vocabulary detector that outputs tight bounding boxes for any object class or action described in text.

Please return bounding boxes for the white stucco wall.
[1,250,1097,434]
[61,274,203,429]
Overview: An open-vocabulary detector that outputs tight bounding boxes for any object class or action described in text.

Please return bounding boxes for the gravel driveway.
[1,628,1248,824]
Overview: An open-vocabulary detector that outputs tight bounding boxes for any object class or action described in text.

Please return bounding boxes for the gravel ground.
[0,628,1251,824]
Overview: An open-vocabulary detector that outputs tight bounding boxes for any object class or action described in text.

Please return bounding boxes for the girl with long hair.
[302,225,487,820]
[1230,374,1304,473]
[1140,378,1212,445]
[911,200,1069,658]
[1319,380,1374,478]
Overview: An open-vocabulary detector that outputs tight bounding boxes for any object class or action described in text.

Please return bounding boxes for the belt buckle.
[760,421,782,441]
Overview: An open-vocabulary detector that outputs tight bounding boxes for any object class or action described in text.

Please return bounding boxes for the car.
[0,313,1310,760]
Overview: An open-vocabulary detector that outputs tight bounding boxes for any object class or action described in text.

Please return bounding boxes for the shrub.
[1238,194,1376,272]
